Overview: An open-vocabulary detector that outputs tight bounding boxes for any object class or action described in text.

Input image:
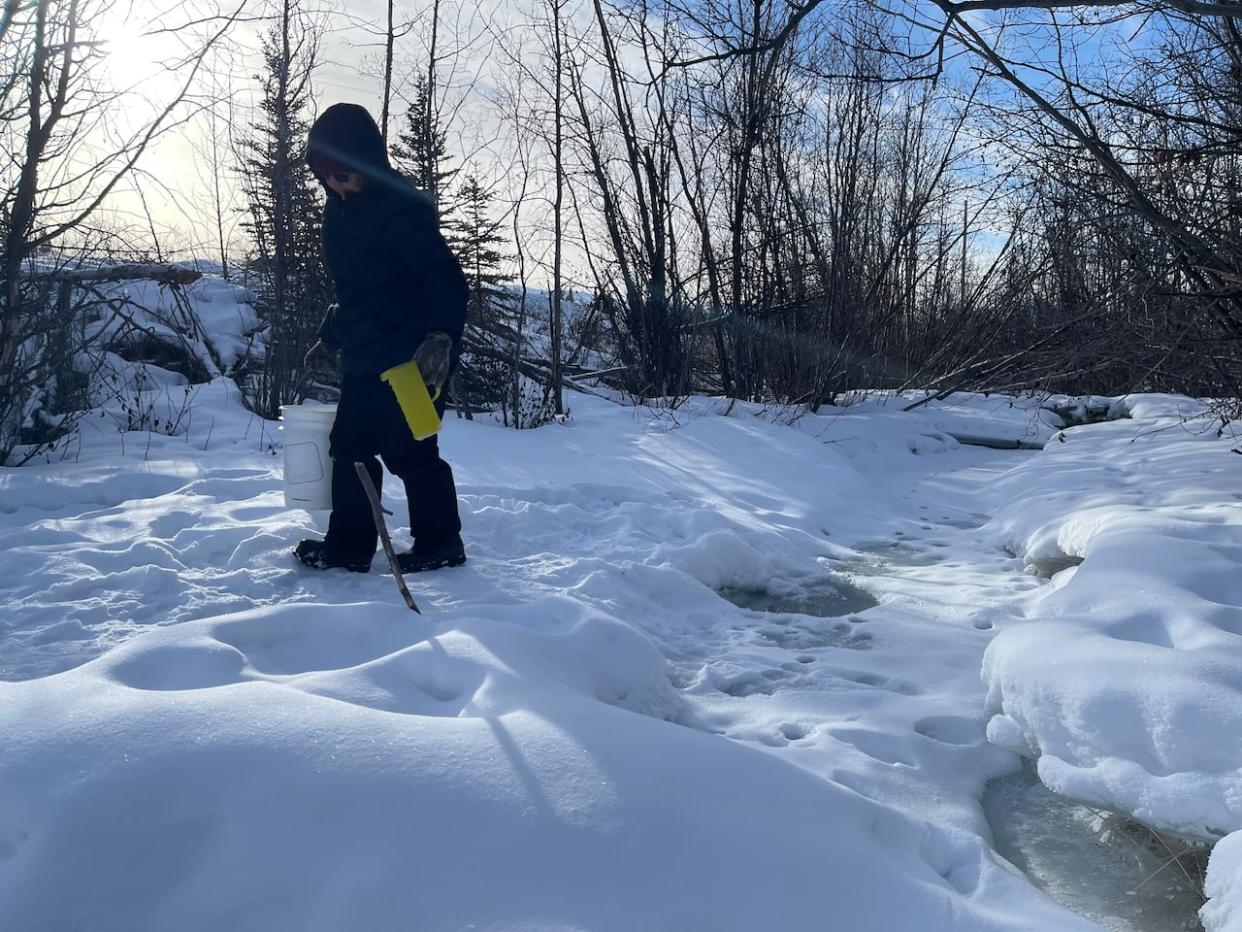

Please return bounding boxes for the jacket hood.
[306,103,391,180]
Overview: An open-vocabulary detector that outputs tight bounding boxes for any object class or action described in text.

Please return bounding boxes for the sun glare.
[99,17,163,87]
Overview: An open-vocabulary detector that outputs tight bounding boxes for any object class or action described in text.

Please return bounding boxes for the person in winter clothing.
[294,102,469,574]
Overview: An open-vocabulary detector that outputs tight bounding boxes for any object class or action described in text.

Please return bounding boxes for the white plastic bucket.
[279,403,337,510]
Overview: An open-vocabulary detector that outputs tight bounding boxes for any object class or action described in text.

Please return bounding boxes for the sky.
[94,0,523,266]
[84,0,1140,280]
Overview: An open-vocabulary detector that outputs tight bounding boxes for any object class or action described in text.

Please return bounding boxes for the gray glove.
[412,331,453,389]
[304,339,337,373]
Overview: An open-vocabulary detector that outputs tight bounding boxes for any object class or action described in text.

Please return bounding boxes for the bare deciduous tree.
[0,0,242,461]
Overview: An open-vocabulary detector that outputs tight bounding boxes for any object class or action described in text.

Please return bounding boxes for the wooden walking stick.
[353,462,421,614]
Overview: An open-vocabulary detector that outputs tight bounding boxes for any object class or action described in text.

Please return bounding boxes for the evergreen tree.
[442,173,518,418]
[389,76,458,214]
[238,0,332,418]
[448,174,511,327]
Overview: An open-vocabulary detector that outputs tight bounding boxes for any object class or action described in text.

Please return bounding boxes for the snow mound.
[980,396,1242,841]
[1205,832,1242,932]
[87,269,259,377]
[0,600,1083,931]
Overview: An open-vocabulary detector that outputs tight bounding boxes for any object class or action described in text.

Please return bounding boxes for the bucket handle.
[379,362,442,402]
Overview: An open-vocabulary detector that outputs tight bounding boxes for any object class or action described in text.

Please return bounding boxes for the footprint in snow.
[827,727,917,766]
[107,606,487,718]
[210,607,417,676]
[779,722,810,741]
[831,670,920,695]
[717,673,779,698]
[933,513,989,530]
[148,510,199,540]
[109,640,247,691]
[755,621,873,651]
[914,715,983,747]
[302,645,484,717]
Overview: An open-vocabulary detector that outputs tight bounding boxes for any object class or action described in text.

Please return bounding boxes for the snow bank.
[1205,832,1242,932]
[79,266,259,379]
[0,388,1104,930]
[6,257,261,466]
[179,272,260,372]
[0,599,1082,931]
[974,396,1241,902]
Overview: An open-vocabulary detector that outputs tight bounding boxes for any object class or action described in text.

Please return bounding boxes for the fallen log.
[44,263,203,286]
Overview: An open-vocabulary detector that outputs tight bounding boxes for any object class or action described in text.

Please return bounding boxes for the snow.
[0,600,1077,932]
[178,273,261,372]
[1205,832,1242,932]
[9,255,260,457]
[980,395,1242,843]
[1,359,1239,928]
[83,269,259,378]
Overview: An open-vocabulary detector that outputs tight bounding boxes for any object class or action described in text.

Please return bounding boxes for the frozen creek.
[689,445,1211,932]
[984,762,1208,932]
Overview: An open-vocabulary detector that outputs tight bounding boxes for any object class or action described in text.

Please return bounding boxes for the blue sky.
[92,0,1152,275]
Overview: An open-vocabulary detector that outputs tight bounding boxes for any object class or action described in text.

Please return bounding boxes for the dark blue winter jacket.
[307,103,467,375]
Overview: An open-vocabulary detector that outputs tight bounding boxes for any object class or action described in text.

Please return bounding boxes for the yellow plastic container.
[380,360,442,441]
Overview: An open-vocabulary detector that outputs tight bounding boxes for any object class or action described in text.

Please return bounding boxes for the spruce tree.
[238,0,332,417]
[389,76,458,215]
[449,174,511,327]
[442,173,516,417]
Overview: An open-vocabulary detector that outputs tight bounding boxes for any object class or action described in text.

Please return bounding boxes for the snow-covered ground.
[1,377,1238,930]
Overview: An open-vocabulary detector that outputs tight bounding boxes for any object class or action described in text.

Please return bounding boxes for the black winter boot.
[294,538,373,573]
[397,534,466,573]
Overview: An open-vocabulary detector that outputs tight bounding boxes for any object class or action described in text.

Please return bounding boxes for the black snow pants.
[324,371,462,555]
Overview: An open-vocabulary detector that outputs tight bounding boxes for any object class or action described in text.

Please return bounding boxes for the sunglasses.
[316,171,356,184]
